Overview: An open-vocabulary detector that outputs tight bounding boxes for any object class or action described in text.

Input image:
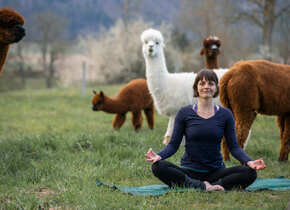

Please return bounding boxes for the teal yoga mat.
[96,177,290,196]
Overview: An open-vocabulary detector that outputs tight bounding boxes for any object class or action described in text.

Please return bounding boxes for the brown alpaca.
[0,8,25,75]
[220,60,290,161]
[92,78,154,131]
[200,36,222,69]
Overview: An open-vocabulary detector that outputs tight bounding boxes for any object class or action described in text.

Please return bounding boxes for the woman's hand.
[247,157,266,170]
[145,148,161,163]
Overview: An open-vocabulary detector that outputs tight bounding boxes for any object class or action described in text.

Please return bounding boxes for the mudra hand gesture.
[145,148,161,163]
[247,158,266,170]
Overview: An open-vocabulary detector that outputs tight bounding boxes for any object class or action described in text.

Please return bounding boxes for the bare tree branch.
[234,12,263,28]
[275,4,290,18]
[247,0,264,9]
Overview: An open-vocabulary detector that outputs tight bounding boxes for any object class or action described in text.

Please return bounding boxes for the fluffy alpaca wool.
[141,28,197,144]
[92,78,154,131]
[0,8,25,74]
[220,60,290,161]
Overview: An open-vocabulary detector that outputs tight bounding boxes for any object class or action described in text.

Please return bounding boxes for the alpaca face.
[92,91,105,111]
[141,29,164,58]
[200,36,221,58]
[0,8,25,45]
[0,24,25,44]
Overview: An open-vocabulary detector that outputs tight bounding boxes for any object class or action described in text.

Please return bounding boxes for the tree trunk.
[46,52,55,88]
[262,0,276,51]
[16,44,26,87]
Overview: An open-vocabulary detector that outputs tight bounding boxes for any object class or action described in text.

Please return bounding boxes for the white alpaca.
[141,29,196,144]
[141,29,229,144]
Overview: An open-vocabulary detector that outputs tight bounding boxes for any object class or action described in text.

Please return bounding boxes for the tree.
[276,12,290,64]
[178,0,220,39]
[15,42,26,87]
[233,0,290,59]
[33,11,68,88]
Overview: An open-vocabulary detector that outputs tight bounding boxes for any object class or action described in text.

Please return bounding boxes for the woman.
[145,69,266,191]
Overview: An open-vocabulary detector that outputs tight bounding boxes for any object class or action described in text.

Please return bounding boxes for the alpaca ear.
[93,90,97,94]
[200,49,204,55]
[100,91,104,97]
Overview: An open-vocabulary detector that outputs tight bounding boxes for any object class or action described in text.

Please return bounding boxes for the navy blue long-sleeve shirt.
[158,105,251,172]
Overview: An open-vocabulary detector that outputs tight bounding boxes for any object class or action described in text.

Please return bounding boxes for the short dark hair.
[193,69,219,98]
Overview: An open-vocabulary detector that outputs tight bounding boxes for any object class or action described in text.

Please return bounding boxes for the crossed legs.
[152,160,256,191]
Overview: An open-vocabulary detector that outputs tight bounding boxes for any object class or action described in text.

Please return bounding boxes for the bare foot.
[203,181,224,192]
[163,136,171,145]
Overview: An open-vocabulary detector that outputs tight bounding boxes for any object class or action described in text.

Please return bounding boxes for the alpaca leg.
[222,111,256,161]
[163,115,175,145]
[235,112,256,149]
[131,111,143,131]
[277,115,290,161]
[144,106,154,129]
[112,113,126,130]
[222,129,252,161]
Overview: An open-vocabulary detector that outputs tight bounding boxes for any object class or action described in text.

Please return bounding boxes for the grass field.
[0,85,289,209]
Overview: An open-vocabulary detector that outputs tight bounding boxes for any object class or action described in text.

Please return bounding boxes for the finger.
[145,153,153,159]
[146,148,153,155]
[146,148,152,154]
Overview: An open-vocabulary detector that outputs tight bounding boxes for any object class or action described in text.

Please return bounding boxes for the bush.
[78,19,187,84]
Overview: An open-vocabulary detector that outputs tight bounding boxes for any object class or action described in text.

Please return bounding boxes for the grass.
[0,85,289,209]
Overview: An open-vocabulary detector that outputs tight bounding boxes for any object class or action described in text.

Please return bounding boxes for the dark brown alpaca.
[200,36,222,69]
[92,78,154,131]
[200,36,254,162]
[0,8,25,75]
[220,60,290,161]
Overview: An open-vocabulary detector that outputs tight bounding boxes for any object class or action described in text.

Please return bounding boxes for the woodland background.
[0,0,289,90]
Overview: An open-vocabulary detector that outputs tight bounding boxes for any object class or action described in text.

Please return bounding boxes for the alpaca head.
[0,8,26,45]
[141,28,164,58]
[92,90,106,111]
[200,36,221,59]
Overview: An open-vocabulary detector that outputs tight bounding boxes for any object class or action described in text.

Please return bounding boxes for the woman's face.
[197,77,217,99]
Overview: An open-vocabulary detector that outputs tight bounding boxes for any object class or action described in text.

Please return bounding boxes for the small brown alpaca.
[200,35,222,70]
[220,60,290,161]
[92,78,154,131]
[0,8,25,75]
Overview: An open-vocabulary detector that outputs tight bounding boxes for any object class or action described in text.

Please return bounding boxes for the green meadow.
[0,85,289,209]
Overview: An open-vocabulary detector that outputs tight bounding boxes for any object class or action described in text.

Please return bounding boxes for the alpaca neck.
[102,96,128,114]
[145,50,168,78]
[0,44,10,74]
[205,56,218,69]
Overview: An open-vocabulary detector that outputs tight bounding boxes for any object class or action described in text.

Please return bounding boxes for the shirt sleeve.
[157,108,185,160]
[224,109,252,164]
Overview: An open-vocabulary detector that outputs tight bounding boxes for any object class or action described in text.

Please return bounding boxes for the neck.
[101,96,128,114]
[197,98,214,111]
[145,51,168,77]
[205,57,218,69]
[0,44,10,74]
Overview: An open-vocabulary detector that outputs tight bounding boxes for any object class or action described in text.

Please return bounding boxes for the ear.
[200,49,204,55]
[100,91,104,98]
[93,90,97,94]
